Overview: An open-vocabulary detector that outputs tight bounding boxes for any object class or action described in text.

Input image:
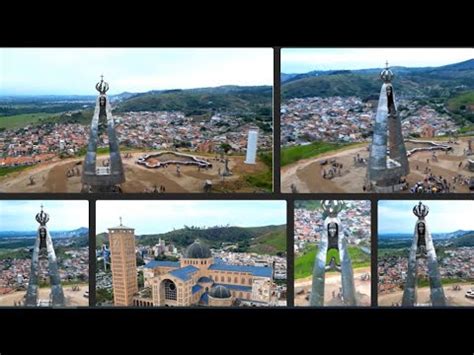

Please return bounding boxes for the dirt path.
[281,146,365,193]
[294,267,371,306]
[0,283,89,307]
[282,138,474,193]
[378,282,474,306]
[0,151,270,193]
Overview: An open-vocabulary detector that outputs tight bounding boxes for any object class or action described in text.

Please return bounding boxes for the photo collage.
[0,47,473,308]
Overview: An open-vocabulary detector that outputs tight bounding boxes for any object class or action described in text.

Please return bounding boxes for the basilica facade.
[136,240,274,307]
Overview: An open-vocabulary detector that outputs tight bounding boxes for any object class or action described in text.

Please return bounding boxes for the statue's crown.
[95,75,109,95]
[35,205,49,226]
[380,60,394,83]
[413,201,429,218]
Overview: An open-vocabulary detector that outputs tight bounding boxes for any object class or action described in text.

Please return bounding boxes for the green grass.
[0,165,33,177]
[294,200,322,210]
[417,277,473,288]
[447,90,474,112]
[281,141,359,166]
[459,125,474,134]
[249,228,286,255]
[244,151,272,191]
[0,113,56,130]
[295,244,370,279]
[96,287,114,304]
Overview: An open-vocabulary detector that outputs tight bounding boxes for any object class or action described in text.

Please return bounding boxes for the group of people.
[66,166,81,178]
[143,185,166,193]
[322,161,344,180]
[410,174,451,193]
[353,153,367,166]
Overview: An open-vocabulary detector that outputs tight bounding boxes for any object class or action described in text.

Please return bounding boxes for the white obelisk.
[244,128,258,164]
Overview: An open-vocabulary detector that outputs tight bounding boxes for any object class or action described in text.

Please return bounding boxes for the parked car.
[465,289,474,299]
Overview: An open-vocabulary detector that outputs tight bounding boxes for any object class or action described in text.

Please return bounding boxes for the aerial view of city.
[0,200,89,307]
[281,48,474,193]
[0,48,273,193]
[95,200,287,307]
[294,200,371,306]
[378,200,474,306]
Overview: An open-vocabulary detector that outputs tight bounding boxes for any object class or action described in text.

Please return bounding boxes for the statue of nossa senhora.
[402,201,446,306]
[82,75,125,193]
[25,205,65,307]
[310,200,357,306]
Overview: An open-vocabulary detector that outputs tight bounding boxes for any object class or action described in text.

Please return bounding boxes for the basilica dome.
[184,240,211,259]
[209,285,232,299]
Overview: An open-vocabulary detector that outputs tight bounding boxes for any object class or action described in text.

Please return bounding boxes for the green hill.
[97,225,286,255]
[116,86,272,120]
[450,233,474,247]
[248,225,286,255]
[282,74,382,100]
[447,90,474,126]
[282,60,474,101]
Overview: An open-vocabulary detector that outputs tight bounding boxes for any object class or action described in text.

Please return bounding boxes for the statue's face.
[99,96,106,106]
[417,222,425,235]
[328,222,338,239]
[39,227,46,239]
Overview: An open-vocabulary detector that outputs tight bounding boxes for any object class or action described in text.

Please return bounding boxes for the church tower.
[108,218,138,306]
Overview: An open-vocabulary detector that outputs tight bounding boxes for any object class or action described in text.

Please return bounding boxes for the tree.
[220,143,232,153]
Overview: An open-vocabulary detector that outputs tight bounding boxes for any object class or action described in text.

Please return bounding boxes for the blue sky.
[282,48,474,73]
[378,200,474,234]
[0,48,273,95]
[0,200,89,231]
[96,200,286,234]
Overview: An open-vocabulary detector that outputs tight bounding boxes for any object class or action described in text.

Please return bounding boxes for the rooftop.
[169,265,199,281]
[192,284,203,294]
[209,263,273,278]
[214,283,252,293]
[144,260,180,269]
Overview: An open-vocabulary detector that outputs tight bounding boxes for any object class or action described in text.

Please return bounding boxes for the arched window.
[239,292,243,298]
[227,277,231,283]
[221,276,224,282]
[241,278,245,284]
[234,277,238,283]
[248,279,252,285]
[162,279,177,301]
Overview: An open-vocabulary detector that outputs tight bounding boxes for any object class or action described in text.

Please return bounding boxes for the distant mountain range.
[379,230,474,248]
[0,227,89,239]
[114,85,272,119]
[379,229,473,240]
[97,224,286,255]
[281,59,474,100]
[0,85,272,122]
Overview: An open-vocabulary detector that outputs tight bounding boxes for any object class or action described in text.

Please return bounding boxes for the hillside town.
[115,111,272,153]
[0,110,272,168]
[281,96,459,147]
[378,246,474,294]
[294,200,371,255]
[0,246,89,295]
[0,123,88,167]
